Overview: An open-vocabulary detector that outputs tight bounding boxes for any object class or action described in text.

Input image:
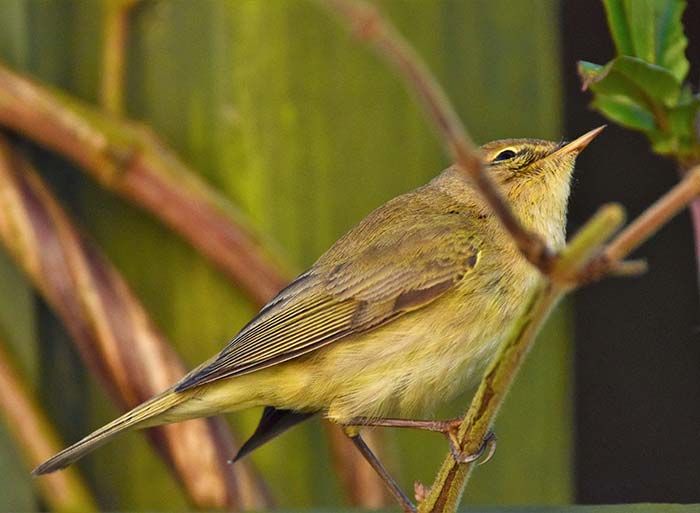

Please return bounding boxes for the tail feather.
[232,406,316,463]
[32,389,186,476]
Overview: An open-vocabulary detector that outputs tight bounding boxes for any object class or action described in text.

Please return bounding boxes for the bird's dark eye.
[493,149,517,162]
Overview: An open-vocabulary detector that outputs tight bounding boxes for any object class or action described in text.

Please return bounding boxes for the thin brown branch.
[576,167,700,282]
[323,0,554,273]
[0,62,289,306]
[604,167,700,263]
[0,339,98,512]
[0,138,271,510]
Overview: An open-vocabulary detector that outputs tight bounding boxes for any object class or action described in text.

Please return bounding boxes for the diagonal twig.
[323,0,555,273]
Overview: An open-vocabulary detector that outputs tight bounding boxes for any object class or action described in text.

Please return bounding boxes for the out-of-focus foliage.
[579,0,699,162]
[0,0,569,509]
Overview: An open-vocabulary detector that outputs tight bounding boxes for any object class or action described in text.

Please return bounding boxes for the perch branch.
[0,338,98,512]
[0,138,271,510]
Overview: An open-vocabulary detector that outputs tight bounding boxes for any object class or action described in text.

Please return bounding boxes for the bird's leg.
[342,426,416,513]
[345,416,497,465]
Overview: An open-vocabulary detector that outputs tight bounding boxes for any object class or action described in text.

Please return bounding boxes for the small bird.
[33,127,603,511]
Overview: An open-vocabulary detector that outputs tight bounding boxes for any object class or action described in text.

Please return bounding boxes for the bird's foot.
[445,428,497,465]
[342,415,497,465]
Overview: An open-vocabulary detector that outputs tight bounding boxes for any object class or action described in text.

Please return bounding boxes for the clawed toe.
[447,429,497,465]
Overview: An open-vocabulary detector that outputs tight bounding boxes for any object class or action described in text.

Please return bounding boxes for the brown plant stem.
[603,167,700,264]
[0,63,288,306]
[0,138,271,510]
[0,338,98,512]
[323,0,553,273]
[688,197,700,292]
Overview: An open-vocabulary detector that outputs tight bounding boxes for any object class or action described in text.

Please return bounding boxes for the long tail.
[32,388,188,476]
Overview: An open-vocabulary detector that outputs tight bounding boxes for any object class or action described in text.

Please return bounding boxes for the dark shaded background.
[563,2,700,503]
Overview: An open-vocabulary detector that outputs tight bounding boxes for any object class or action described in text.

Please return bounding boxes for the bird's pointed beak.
[548,125,606,160]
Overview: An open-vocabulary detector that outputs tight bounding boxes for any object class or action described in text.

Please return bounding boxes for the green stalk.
[419,205,625,513]
[100,0,143,115]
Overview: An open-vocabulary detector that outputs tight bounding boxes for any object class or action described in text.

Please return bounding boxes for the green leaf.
[602,0,689,82]
[602,0,635,55]
[580,56,680,107]
[591,95,657,132]
[584,1,698,163]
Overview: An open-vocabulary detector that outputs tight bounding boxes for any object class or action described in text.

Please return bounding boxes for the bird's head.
[478,125,604,248]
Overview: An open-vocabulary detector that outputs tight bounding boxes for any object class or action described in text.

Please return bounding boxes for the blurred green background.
[0,0,635,510]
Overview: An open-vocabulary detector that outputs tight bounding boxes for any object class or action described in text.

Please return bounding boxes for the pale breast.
[316,251,541,422]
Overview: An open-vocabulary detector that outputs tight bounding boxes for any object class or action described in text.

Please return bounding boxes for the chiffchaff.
[33,127,603,510]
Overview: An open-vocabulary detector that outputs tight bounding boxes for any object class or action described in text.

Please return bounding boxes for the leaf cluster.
[578,0,699,164]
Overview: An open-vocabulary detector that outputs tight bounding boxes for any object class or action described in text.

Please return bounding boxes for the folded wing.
[176,204,480,392]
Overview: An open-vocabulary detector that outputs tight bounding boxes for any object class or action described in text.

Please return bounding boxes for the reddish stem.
[688,197,700,292]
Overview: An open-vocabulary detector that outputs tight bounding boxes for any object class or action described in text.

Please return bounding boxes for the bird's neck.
[432,167,569,251]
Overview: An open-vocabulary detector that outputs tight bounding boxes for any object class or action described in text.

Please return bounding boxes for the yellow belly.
[166,260,540,425]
